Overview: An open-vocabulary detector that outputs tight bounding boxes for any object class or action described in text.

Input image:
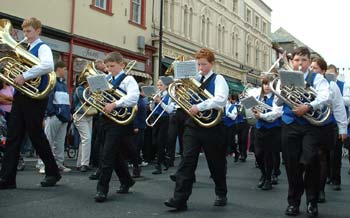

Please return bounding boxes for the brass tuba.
[73,61,138,125]
[167,56,223,127]
[0,19,56,99]
[269,53,331,126]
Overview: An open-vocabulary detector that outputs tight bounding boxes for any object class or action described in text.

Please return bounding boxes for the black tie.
[263,96,268,103]
[200,76,205,84]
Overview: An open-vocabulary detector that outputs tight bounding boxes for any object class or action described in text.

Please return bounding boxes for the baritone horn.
[0,19,56,99]
[73,60,138,125]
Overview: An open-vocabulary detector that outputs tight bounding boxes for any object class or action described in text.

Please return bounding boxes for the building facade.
[152,0,272,90]
[0,0,156,94]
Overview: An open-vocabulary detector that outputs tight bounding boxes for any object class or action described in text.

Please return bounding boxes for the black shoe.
[332,184,341,191]
[89,171,100,180]
[306,202,318,217]
[285,205,300,216]
[257,175,265,188]
[116,180,135,194]
[0,178,16,190]
[80,165,89,172]
[214,195,227,206]
[274,169,281,176]
[271,175,278,185]
[261,180,272,190]
[170,174,176,182]
[234,152,240,162]
[164,198,187,211]
[40,175,61,187]
[318,191,326,203]
[132,167,141,178]
[94,191,107,202]
[152,165,162,175]
[348,169,350,175]
[239,156,246,162]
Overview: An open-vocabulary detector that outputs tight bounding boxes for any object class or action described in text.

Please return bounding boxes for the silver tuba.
[269,53,331,126]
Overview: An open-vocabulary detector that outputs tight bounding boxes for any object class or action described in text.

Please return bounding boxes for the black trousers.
[254,127,281,181]
[236,122,249,159]
[281,122,321,206]
[0,93,59,183]
[97,118,133,194]
[167,109,187,162]
[330,135,342,185]
[152,116,169,166]
[90,114,104,167]
[319,123,337,191]
[173,122,227,201]
[224,125,238,155]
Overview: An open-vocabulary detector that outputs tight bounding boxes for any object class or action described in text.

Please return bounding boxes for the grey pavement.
[1,153,350,218]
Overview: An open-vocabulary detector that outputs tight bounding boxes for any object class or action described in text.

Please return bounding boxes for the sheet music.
[141,86,157,98]
[86,74,110,92]
[241,96,260,109]
[173,60,198,79]
[279,70,305,87]
[325,73,336,82]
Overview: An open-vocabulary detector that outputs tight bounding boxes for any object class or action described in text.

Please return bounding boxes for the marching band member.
[310,58,347,203]
[253,77,282,190]
[150,77,174,174]
[222,94,239,161]
[164,48,229,211]
[94,51,139,202]
[0,17,61,189]
[326,64,350,190]
[276,47,329,217]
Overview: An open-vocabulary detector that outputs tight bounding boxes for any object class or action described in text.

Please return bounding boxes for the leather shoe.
[164,198,187,211]
[170,174,176,182]
[257,175,265,188]
[271,175,278,185]
[132,167,141,178]
[94,191,107,202]
[40,175,61,187]
[116,180,135,194]
[0,178,16,190]
[261,180,272,190]
[306,202,318,217]
[332,184,341,191]
[285,205,300,216]
[89,171,100,180]
[214,195,227,206]
[80,165,89,172]
[318,191,326,203]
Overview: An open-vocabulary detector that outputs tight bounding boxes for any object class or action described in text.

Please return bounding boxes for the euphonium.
[73,61,138,125]
[269,53,331,126]
[168,77,223,128]
[0,19,56,99]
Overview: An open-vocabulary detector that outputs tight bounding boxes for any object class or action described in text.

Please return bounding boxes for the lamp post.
[158,0,164,77]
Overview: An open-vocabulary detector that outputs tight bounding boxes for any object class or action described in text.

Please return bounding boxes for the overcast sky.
[262,0,350,75]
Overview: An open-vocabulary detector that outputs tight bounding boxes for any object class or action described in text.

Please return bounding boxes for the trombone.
[145,90,169,127]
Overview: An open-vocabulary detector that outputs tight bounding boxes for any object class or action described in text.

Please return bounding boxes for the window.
[95,0,106,9]
[201,16,206,44]
[233,0,238,13]
[129,0,146,29]
[90,0,113,16]
[262,21,267,34]
[255,16,260,29]
[246,9,251,23]
[206,18,210,46]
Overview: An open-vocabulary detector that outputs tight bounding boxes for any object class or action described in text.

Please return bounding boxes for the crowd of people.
[1,17,350,218]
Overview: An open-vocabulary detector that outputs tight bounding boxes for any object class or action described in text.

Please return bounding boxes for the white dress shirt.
[150,90,175,114]
[274,70,329,110]
[23,38,54,80]
[113,71,140,108]
[225,101,238,120]
[196,71,229,111]
[328,81,348,134]
[256,92,283,122]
